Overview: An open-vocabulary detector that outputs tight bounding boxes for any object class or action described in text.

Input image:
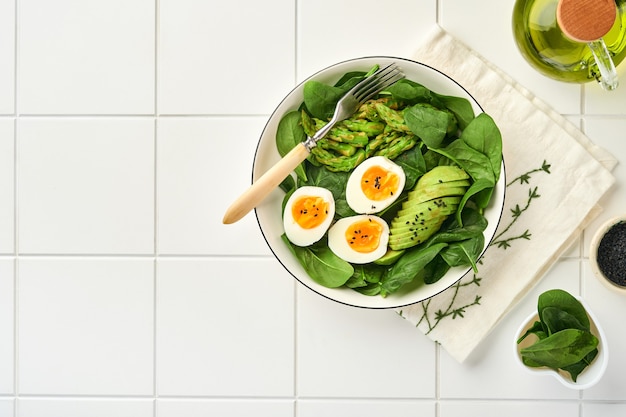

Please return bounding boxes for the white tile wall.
[2,0,626,416]
[18,0,154,114]
[156,399,294,417]
[0,400,13,417]
[158,0,295,115]
[581,118,626,257]
[0,260,13,395]
[156,117,269,255]
[297,287,435,398]
[156,258,294,397]
[297,399,435,417]
[18,259,154,395]
[297,0,435,78]
[17,399,154,417]
[0,120,13,254]
[0,0,14,115]
[582,260,626,401]
[17,119,155,254]
[440,401,580,417]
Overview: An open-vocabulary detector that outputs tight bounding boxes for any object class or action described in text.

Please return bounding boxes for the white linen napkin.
[396,26,618,363]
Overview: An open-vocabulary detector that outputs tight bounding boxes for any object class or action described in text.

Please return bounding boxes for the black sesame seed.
[597,221,626,287]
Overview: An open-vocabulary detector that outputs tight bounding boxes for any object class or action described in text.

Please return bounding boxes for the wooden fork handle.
[222,142,310,224]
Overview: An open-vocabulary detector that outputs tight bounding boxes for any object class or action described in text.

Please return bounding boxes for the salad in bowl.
[253,56,505,309]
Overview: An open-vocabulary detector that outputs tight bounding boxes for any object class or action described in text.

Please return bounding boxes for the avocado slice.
[373,248,406,265]
[389,217,448,250]
[387,165,470,251]
[407,180,470,202]
[416,165,469,187]
[397,195,462,214]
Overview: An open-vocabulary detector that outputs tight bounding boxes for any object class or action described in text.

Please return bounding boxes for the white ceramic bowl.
[514,296,608,390]
[254,56,506,309]
[590,215,626,294]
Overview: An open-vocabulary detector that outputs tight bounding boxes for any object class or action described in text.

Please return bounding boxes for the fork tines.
[352,63,405,102]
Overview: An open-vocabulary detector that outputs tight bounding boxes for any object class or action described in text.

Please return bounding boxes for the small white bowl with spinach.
[515,289,608,389]
[253,56,506,309]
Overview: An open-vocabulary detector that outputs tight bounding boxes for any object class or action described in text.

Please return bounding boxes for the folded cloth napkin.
[396,26,618,363]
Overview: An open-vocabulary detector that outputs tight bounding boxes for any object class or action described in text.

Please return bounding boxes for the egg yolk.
[292,195,330,229]
[361,165,400,201]
[345,218,383,253]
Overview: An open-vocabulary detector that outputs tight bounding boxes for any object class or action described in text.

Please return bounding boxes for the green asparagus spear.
[301,109,317,137]
[374,103,411,133]
[375,134,418,159]
[355,97,403,121]
[310,147,366,172]
[342,119,385,136]
[317,138,357,156]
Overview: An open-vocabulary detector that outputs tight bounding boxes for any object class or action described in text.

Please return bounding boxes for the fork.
[222,63,405,224]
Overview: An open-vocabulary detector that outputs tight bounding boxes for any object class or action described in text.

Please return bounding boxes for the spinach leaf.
[303,68,372,120]
[434,138,495,184]
[541,307,587,335]
[281,234,354,288]
[391,144,426,190]
[457,178,494,220]
[426,206,488,246]
[422,255,451,284]
[354,282,382,296]
[304,163,355,218]
[561,349,599,382]
[380,243,448,296]
[276,111,307,181]
[460,113,502,181]
[303,81,345,120]
[517,320,547,344]
[538,289,591,330]
[520,329,599,369]
[345,264,385,289]
[431,92,475,130]
[423,149,452,171]
[404,103,452,148]
[279,174,296,194]
[333,71,367,88]
[387,79,432,103]
[440,234,485,273]
[518,289,600,382]
[430,113,502,217]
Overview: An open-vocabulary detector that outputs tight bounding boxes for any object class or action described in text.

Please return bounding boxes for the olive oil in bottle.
[513,0,626,83]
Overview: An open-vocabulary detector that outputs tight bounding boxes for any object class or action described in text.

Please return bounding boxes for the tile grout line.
[153,0,160,413]
[13,0,19,411]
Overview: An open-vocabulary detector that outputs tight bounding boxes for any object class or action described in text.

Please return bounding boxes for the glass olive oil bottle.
[513,0,626,83]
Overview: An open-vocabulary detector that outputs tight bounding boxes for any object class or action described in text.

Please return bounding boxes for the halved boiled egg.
[346,156,406,214]
[283,186,335,247]
[328,215,389,264]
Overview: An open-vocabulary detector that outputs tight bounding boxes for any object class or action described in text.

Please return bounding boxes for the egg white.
[283,186,335,247]
[346,156,406,214]
[327,215,390,264]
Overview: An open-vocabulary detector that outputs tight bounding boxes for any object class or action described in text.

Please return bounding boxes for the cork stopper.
[557,0,617,42]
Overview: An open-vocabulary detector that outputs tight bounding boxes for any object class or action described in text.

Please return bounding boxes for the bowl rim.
[253,55,507,309]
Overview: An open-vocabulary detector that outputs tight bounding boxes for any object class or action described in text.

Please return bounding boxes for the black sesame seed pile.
[597,221,626,287]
